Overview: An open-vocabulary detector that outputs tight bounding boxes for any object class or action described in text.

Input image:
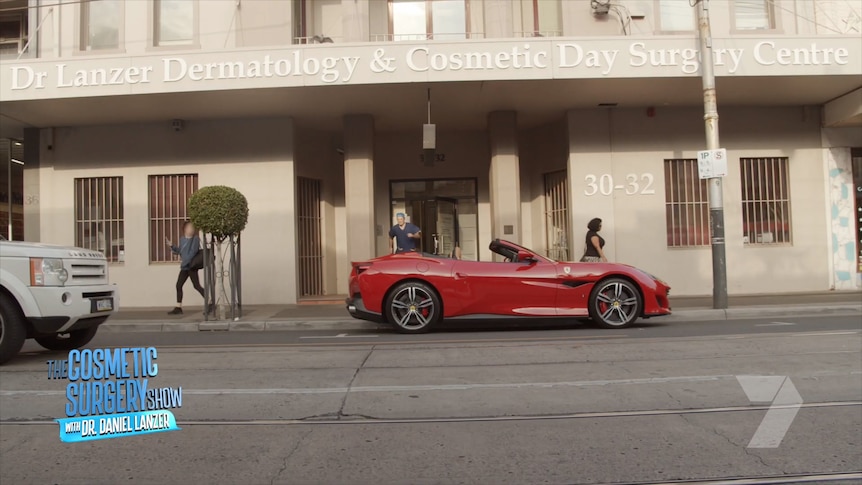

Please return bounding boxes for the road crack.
[337,347,374,419]
[666,391,784,474]
[270,428,313,485]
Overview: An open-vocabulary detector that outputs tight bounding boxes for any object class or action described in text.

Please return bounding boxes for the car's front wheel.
[35,326,99,351]
[385,281,441,334]
[588,278,642,329]
[0,294,27,365]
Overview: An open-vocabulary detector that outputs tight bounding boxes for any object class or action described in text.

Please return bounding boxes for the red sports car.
[346,239,671,333]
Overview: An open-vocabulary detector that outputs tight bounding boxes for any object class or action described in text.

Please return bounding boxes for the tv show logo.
[47,347,182,443]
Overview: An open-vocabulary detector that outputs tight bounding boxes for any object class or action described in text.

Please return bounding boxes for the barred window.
[741,157,791,245]
[149,174,198,262]
[543,170,570,261]
[664,159,710,247]
[74,177,124,263]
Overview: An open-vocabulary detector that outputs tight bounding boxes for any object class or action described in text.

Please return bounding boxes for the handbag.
[189,250,205,271]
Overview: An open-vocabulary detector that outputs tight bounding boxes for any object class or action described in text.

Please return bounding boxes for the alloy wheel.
[389,285,436,331]
[592,280,640,327]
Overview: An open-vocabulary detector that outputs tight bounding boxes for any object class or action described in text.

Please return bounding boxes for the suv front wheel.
[0,294,27,365]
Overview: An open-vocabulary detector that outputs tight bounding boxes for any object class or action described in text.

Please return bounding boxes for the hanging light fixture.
[423,88,436,167]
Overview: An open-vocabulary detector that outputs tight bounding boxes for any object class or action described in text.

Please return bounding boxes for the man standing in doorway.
[389,212,422,254]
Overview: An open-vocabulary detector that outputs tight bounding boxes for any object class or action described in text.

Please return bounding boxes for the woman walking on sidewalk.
[580,217,608,263]
[165,221,205,315]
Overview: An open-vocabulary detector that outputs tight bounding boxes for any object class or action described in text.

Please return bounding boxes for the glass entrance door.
[435,198,457,257]
[390,179,478,260]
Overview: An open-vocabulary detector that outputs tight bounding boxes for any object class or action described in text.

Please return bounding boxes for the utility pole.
[696,0,728,309]
[6,143,11,241]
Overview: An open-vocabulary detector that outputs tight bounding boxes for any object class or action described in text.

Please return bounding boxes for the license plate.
[95,299,113,312]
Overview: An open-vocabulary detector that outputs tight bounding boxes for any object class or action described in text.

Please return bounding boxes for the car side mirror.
[517,250,535,263]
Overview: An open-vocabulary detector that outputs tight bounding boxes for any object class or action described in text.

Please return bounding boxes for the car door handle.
[455,272,466,278]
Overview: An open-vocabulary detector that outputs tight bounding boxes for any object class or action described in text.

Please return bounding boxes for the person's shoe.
[167,307,183,315]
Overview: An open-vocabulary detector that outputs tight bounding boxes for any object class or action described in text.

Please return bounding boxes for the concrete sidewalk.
[100,291,862,333]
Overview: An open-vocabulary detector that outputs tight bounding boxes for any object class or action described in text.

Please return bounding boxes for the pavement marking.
[4,401,859,427]
[299,333,379,339]
[636,472,862,484]
[755,322,796,327]
[0,374,737,396]
[98,333,629,350]
[790,331,861,337]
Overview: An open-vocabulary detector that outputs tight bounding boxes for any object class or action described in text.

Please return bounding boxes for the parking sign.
[697,149,728,179]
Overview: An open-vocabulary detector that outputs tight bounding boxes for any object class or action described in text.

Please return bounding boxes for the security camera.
[171,119,185,132]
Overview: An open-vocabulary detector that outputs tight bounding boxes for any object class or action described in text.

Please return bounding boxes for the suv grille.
[67,260,109,285]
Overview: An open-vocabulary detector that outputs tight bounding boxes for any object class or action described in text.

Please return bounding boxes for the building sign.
[1,38,859,100]
[47,347,182,443]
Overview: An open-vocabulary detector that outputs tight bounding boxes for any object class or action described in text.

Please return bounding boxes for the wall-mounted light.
[423,88,436,167]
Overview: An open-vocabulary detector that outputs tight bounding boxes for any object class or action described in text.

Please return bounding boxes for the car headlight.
[30,258,68,286]
[642,270,667,286]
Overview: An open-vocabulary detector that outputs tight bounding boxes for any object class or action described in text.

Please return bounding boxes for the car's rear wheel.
[588,278,642,329]
[35,326,99,351]
[0,294,27,365]
[385,281,441,334]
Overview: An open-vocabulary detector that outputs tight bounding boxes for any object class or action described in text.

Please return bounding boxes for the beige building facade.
[1,0,861,308]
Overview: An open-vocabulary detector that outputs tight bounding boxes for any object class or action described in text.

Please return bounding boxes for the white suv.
[0,237,119,364]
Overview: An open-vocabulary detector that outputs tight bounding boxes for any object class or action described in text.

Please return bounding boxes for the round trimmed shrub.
[188,186,249,240]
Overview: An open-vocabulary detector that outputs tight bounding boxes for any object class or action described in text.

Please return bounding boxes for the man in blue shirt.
[389,213,421,254]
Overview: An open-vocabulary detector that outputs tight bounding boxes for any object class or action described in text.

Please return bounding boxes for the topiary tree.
[188,186,249,319]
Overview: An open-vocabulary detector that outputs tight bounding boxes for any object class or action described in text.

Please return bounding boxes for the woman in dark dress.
[580,217,608,263]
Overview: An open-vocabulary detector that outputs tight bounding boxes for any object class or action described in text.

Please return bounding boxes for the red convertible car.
[346,239,671,333]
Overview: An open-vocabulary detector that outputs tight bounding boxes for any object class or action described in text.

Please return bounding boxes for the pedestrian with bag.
[580,217,608,263]
[165,221,205,315]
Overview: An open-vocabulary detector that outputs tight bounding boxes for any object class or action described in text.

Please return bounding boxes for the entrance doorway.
[390,179,478,260]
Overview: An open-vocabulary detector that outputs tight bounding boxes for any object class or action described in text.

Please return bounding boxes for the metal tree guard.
[202,232,242,321]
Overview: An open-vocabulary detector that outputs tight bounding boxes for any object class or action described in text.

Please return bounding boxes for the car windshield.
[491,240,554,263]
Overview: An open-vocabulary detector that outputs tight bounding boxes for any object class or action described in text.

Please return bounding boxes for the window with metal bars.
[664,159,710,248]
[543,170,570,261]
[149,174,199,263]
[740,157,792,245]
[297,176,324,297]
[74,177,124,263]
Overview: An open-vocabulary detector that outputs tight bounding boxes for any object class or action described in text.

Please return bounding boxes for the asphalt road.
[1,314,860,485]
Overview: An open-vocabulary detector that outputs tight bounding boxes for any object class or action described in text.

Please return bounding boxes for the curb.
[99,304,862,333]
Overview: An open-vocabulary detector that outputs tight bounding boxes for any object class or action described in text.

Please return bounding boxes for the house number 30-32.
[584,173,656,196]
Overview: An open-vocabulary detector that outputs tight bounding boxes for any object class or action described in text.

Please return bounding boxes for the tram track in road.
[2,400,859,427]
[23,327,858,354]
[619,471,862,484]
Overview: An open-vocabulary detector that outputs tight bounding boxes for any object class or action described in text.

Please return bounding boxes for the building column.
[344,114,375,263]
[22,128,41,242]
[488,111,521,246]
[566,109,616,262]
[342,0,370,42]
[483,0,514,38]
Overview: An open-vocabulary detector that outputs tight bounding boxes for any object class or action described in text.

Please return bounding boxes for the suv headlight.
[30,258,69,286]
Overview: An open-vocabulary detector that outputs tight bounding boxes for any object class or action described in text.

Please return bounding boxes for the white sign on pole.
[697,148,728,179]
